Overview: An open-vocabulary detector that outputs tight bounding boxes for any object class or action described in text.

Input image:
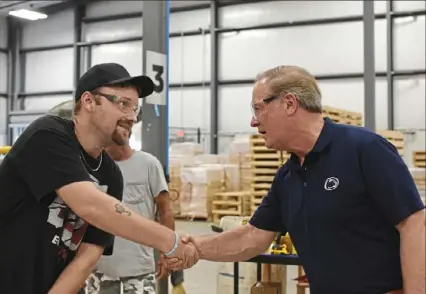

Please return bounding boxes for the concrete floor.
[169,220,306,294]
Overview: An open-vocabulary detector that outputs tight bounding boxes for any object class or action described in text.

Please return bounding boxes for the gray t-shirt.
[94,150,168,278]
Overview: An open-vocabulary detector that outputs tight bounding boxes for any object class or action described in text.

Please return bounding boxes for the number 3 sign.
[145,50,167,105]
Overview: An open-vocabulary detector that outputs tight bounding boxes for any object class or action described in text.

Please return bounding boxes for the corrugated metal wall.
[0,0,425,162]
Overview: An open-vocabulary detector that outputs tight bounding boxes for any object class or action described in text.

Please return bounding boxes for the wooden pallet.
[325,115,362,126]
[251,174,274,188]
[249,134,284,215]
[413,151,426,168]
[211,191,251,223]
[322,106,362,126]
[415,181,426,191]
[377,130,404,156]
[249,134,281,155]
[250,190,268,214]
[282,151,291,163]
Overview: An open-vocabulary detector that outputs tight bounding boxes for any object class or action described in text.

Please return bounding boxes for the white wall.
[8,1,426,161]
[217,1,425,162]
[84,1,211,149]
[0,17,8,145]
[19,8,75,115]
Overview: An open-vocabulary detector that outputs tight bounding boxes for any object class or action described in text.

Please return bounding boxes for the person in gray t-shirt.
[85,133,175,294]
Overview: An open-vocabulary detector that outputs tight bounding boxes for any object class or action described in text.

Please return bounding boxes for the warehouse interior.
[0,1,425,294]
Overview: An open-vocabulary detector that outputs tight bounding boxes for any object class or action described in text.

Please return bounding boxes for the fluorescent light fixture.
[8,9,47,21]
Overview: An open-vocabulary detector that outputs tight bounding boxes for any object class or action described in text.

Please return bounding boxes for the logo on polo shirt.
[324,177,339,191]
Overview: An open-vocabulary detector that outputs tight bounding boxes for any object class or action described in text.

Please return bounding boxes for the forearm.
[89,195,174,253]
[159,208,175,230]
[196,225,273,262]
[48,257,93,294]
[400,210,426,293]
[69,186,175,253]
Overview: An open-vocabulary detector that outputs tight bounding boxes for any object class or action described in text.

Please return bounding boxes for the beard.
[111,120,132,146]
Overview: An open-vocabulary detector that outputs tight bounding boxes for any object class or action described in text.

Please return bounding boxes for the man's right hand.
[165,234,199,270]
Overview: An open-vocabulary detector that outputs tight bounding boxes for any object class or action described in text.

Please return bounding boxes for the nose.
[251,116,259,127]
[126,111,137,123]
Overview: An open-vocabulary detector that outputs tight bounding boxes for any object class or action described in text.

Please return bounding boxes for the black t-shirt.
[0,115,123,294]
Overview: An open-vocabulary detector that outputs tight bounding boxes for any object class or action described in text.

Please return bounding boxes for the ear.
[283,93,298,115]
[80,92,95,112]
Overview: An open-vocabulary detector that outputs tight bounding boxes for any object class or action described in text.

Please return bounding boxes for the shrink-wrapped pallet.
[226,135,252,191]
[168,156,183,215]
[222,163,240,192]
[194,154,220,165]
[169,142,203,156]
[169,155,196,216]
[168,142,202,216]
[179,165,225,219]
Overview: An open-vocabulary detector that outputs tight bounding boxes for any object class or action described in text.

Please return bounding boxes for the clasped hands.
[156,233,199,277]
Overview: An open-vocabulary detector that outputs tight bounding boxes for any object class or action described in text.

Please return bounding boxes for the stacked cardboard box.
[226,135,252,191]
[168,142,203,217]
[179,165,225,220]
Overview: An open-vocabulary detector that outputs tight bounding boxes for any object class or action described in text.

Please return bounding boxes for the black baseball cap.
[75,63,154,101]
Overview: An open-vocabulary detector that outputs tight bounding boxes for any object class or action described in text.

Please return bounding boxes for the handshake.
[155,232,200,278]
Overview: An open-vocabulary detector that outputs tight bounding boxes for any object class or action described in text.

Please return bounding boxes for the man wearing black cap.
[0,63,199,294]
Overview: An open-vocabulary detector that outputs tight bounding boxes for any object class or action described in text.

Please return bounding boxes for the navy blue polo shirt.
[250,118,425,294]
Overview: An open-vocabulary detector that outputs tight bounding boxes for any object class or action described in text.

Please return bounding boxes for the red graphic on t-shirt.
[47,196,88,258]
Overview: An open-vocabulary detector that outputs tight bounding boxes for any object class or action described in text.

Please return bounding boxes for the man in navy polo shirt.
[170,65,425,294]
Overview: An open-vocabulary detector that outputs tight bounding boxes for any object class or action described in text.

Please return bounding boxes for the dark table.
[210,225,302,294]
[233,254,302,294]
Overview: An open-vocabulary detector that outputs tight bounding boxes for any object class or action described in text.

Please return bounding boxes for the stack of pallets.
[211,191,251,224]
[413,151,426,168]
[322,106,362,126]
[249,134,288,214]
[411,151,426,203]
[376,130,405,156]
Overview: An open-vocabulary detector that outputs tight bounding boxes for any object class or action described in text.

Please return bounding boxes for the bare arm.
[191,224,276,262]
[154,191,175,279]
[48,243,103,294]
[155,191,175,230]
[397,208,425,294]
[57,181,175,254]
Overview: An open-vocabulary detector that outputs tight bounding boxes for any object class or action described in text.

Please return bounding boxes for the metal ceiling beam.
[38,0,93,15]
[0,1,26,10]
[82,3,211,23]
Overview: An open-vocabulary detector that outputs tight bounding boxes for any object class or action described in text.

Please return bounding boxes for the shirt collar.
[310,117,334,153]
[288,117,334,166]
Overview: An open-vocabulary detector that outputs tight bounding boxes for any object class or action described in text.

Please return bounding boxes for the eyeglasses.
[250,96,279,120]
[91,90,141,117]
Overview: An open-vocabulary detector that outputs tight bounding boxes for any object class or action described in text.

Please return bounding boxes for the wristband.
[164,231,179,257]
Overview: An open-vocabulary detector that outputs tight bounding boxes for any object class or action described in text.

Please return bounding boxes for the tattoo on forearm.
[115,203,131,216]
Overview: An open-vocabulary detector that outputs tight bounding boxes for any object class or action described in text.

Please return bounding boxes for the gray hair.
[255,65,322,113]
